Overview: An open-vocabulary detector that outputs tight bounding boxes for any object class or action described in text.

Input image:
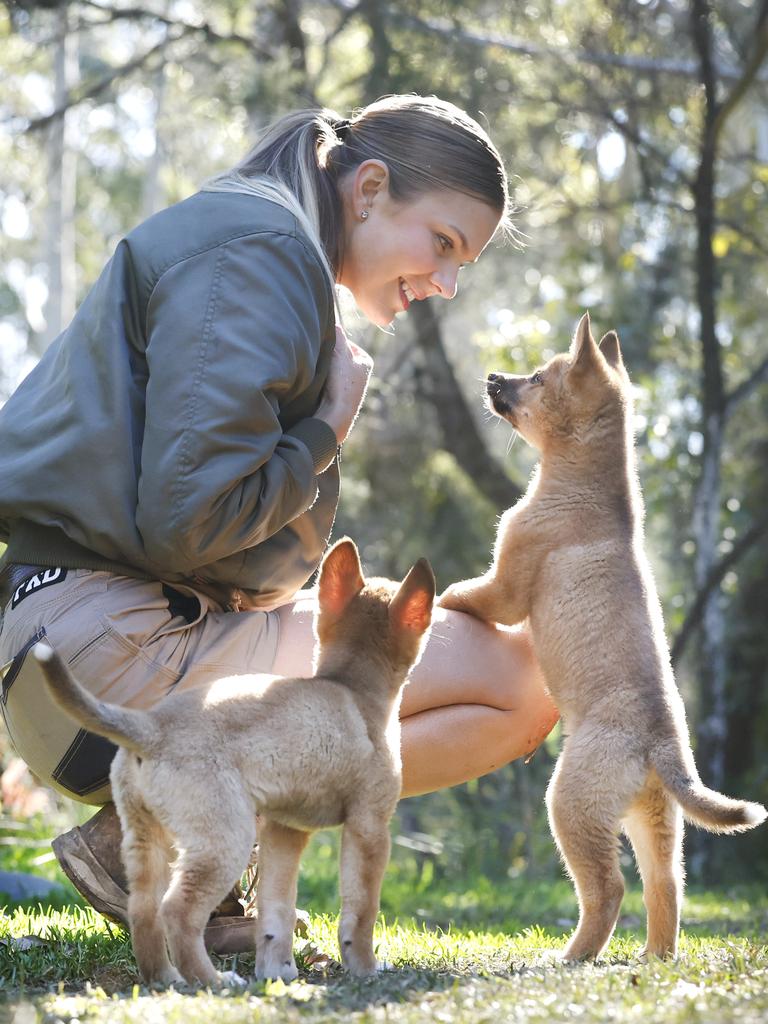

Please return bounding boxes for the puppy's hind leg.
[546,746,631,961]
[161,801,256,989]
[112,759,182,987]
[623,779,684,959]
[338,810,392,976]
[254,818,309,982]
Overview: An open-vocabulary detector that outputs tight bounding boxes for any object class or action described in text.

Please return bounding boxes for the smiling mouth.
[399,278,417,311]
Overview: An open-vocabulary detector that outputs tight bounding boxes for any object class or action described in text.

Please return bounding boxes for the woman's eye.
[437,234,453,251]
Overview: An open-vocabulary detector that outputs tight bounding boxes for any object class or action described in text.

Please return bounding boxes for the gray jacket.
[0,190,340,610]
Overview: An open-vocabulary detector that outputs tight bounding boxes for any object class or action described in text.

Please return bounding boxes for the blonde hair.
[205,95,511,284]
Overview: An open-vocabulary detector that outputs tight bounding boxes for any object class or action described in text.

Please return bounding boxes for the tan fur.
[36,538,434,988]
[440,314,766,961]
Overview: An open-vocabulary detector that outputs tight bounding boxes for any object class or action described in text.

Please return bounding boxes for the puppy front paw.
[255,955,299,983]
[436,585,465,612]
[341,944,379,977]
[146,966,185,989]
[345,961,379,978]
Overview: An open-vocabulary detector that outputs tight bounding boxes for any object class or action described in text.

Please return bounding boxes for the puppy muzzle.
[486,373,516,419]
[486,373,503,399]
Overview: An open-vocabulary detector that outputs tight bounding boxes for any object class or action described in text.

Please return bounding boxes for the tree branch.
[724,354,768,421]
[320,0,768,83]
[20,2,278,132]
[670,514,768,665]
[575,81,695,193]
[716,216,768,259]
[23,31,182,133]
[75,0,258,49]
[712,0,768,146]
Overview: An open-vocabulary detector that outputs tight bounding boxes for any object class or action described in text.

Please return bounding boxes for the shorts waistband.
[0,563,47,608]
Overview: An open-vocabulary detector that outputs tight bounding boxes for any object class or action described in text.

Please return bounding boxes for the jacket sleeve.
[135,229,338,574]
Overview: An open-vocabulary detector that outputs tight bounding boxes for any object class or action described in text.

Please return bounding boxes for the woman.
[0,94,558,950]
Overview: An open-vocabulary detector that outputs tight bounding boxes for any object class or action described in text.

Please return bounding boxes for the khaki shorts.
[0,569,281,805]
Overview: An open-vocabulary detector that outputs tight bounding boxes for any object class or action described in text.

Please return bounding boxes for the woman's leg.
[400,613,559,797]
[273,599,559,799]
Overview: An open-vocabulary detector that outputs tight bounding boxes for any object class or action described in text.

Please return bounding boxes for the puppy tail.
[652,741,767,833]
[34,642,157,757]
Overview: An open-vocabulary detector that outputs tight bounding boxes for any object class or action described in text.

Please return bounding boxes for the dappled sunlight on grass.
[1,898,766,1023]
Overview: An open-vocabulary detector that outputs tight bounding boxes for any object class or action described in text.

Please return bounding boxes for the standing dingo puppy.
[439,314,766,961]
[36,538,434,988]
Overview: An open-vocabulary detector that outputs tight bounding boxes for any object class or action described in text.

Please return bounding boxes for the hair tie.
[333,118,351,141]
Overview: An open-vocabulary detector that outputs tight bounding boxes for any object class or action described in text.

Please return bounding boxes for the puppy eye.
[531,371,544,385]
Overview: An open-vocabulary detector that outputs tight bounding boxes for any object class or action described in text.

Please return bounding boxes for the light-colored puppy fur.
[36,538,435,988]
[440,314,766,961]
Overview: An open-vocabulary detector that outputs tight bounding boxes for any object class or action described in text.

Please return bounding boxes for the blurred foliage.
[0,0,766,886]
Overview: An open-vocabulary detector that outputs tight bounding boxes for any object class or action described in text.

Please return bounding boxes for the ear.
[598,330,625,373]
[352,159,390,211]
[318,538,365,618]
[569,312,603,376]
[389,559,436,636]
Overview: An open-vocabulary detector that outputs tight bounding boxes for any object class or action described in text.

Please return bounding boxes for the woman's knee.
[407,612,552,717]
[485,624,543,700]
[497,627,559,734]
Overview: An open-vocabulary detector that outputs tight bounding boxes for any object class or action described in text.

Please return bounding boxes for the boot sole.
[52,828,129,925]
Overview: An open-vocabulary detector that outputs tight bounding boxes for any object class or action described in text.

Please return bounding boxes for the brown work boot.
[52,803,129,923]
[52,803,257,954]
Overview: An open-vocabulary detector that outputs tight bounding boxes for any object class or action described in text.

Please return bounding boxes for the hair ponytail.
[203,108,345,296]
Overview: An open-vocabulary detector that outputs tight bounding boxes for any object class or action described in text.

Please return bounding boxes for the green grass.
[1,891,767,1023]
[1,814,767,1022]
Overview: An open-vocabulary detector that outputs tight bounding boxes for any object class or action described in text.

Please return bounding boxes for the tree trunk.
[410,301,523,509]
[141,59,167,221]
[40,1,78,354]
[689,0,728,798]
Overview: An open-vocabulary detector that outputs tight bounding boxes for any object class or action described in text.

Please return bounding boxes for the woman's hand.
[316,325,373,444]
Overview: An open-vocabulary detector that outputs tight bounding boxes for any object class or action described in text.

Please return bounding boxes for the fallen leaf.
[297,941,341,972]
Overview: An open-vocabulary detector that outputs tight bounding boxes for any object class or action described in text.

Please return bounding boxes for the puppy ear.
[390,558,435,635]
[569,312,603,376]
[598,330,625,373]
[318,538,365,618]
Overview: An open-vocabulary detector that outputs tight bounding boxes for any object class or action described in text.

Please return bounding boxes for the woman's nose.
[431,266,459,300]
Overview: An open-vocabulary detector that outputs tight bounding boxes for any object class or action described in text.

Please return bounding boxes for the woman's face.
[338,165,502,327]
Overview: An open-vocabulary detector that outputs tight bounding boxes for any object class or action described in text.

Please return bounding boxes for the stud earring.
[360,210,369,220]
